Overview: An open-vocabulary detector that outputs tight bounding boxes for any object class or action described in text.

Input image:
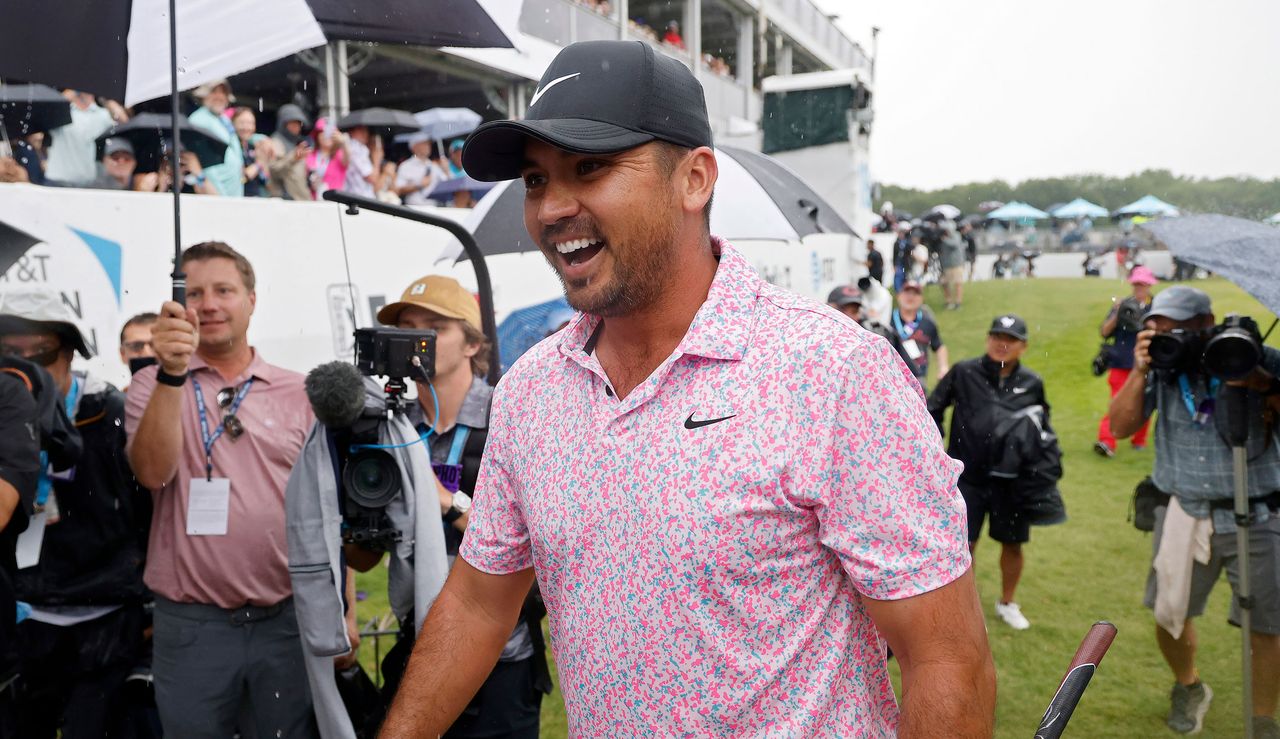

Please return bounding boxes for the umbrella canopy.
[1265,212,1280,226]
[95,113,228,172]
[1051,198,1110,219]
[1140,214,1280,315]
[0,84,71,138]
[986,201,1051,221]
[978,200,1006,212]
[928,204,962,220]
[425,176,498,203]
[496,296,574,373]
[1114,194,1179,217]
[336,108,420,134]
[0,0,511,108]
[397,107,484,143]
[444,146,858,261]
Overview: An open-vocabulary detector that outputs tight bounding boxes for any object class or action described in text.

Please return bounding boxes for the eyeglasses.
[121,341,149,354]
[216,386,246,441]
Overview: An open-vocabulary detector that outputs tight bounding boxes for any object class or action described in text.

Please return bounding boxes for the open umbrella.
[95,113,228,173]
[335,108,421,134]
[1139,214,1280,315]
[928,204,962,220]
[1051,198,1110,220]
[496,296,574,373]
[1114,194,1179,218]
[395,107,484,144]
[0,84,71,139]
[443,146,858,261]
[425,176,497,204]
[986,201,1051,221]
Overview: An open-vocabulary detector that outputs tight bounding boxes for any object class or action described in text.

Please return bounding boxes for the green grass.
[355,276,1278,737]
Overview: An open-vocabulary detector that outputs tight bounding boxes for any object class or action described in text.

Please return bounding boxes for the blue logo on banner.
[70,228,122,305]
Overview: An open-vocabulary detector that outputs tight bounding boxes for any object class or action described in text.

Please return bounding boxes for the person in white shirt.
[394,134,448,206]
[340,124,381,197]
[45,90,117,185]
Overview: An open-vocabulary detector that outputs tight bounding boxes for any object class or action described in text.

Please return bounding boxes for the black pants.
[16,604,148,739]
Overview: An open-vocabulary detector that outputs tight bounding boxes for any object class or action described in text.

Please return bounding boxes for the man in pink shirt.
[126,242,345,738]
[383,40,995,738]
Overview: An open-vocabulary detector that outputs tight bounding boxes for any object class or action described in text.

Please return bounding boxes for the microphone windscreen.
[305,361,367,429]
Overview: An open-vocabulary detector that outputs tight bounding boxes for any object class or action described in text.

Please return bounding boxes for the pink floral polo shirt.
[461,240,970,736]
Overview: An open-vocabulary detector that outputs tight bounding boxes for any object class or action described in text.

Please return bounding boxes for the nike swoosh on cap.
[529,73,581,108]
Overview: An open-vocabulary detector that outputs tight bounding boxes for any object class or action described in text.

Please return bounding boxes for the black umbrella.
[0,84,71,139]
[450,146,858,261]
[0,220,41,275]
[1140,214,1280,315]
[336,108,421,134]
[95,113,228,173]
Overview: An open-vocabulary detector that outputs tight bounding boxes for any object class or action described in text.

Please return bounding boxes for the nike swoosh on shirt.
[684,413,736,430]
[529,73,581,108]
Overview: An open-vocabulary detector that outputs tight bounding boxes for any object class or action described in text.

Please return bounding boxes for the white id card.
[187,478,231,536]
[903,339,924,360]
[15,510,48,569]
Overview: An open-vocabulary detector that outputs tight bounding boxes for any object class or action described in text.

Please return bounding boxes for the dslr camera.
[1148,315,1263,381]
[1114,298,1145,334]
[315,328,436,551]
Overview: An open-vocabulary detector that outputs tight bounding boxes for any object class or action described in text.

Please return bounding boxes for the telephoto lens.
[1202,316,1263,380]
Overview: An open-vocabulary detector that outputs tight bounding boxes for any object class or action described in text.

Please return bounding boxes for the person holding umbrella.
[267,104,312,201]
[187,79,244,197]
[339,122,383,198]
[44,89,118,186]
[394,133,449,206]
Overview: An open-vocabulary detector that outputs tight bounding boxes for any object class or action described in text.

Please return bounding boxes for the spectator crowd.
[0,82,483,208]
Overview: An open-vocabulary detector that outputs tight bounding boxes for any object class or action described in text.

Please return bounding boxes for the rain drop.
[177,67,186,74]
[258,98,264,112]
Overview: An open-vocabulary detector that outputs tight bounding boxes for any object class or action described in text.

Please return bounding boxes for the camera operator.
[126,241,336,738]
[827,285,903,357]
[367,275,549,737]
[1095,266,1155,458]
[0,292,153,738]
[1108,285,1280,736]
[0,358,42,737]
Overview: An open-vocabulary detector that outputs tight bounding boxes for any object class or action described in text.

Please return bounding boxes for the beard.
[542,201,683,318]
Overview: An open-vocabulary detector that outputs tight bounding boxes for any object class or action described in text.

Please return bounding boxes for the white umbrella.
[928,204,962,220]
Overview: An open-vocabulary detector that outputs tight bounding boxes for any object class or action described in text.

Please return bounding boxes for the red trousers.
[1098,366,1150,449]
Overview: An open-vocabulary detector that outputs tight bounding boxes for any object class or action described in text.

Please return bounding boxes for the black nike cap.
[989,313,1029,342]
[462,40,713,182]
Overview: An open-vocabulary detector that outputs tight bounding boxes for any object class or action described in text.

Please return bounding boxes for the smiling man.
[382,40,994,738]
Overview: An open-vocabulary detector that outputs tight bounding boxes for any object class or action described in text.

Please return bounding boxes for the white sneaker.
[995,601,1031,630]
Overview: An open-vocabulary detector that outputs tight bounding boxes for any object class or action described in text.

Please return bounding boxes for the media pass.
[187,477,231,536]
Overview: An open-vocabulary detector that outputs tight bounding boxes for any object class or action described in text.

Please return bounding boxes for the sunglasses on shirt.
[216,385,246,441]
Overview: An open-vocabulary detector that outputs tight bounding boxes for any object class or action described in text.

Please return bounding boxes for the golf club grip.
[1034,621,1117,739]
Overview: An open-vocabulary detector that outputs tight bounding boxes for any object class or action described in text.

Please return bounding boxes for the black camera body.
[1148,315,1263,380]
[1115,298,1145,334]
[333,328,437,551]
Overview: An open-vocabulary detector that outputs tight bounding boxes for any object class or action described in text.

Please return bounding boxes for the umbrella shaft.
[1233,445,1253,738]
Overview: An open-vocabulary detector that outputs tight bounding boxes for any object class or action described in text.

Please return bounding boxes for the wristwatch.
[444,491,472,524]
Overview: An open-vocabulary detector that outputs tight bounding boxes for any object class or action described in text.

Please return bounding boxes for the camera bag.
[1129,476,1170,532]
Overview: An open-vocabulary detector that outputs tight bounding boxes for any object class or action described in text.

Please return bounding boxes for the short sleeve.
[124,366,159,455]
[458,382,533,575]
[815,337,970,601]
[393,163,415,189]
[927,320,944,350]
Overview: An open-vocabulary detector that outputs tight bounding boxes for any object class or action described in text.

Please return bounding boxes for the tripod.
[1223,384,1256,739]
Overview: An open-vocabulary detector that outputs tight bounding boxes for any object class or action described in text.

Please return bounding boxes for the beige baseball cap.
[376,275,481,332]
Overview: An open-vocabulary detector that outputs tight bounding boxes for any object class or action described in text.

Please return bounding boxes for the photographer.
[827,285,903,357]
[362,275,549,737]
[1108,286,1280,736]
[0,359,42,737]
[1095,266,1156,458]
[126,242,333,738]
[0,291,152,738]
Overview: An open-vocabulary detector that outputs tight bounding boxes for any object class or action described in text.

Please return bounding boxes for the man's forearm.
[897,655,996,738]
[1108,367,1149,439]
[380,574,524,738]
[129,385,186,489]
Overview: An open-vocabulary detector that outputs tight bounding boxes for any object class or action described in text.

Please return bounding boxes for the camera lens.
[342,449,401,509]
[1147,333,1189,371]
[1203,329,1261,380]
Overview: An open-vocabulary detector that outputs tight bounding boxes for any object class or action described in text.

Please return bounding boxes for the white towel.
[1153,497,1213,640]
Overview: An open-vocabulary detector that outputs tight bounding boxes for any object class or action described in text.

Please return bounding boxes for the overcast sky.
[811,0,1280,190]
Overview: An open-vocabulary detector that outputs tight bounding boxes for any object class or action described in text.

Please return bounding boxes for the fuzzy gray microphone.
[305,361,368,429]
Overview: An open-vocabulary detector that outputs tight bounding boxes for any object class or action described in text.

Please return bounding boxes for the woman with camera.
[1095,266,1156,457]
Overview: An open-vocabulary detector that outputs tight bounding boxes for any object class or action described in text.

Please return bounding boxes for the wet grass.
[355,275,1278,737]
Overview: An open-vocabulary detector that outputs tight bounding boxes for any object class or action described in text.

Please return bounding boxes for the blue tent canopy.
[1051,198,1109,219]
[1113,194,1179,217]
[986,201,1050,221]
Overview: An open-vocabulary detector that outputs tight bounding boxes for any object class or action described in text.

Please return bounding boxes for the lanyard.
[447,425,471,466]
[1177,374,1219,427]
[36,377,81,506]
[892,309,919,340]
[192,377,253,480]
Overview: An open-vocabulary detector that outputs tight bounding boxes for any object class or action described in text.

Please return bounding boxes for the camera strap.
[1178,374,1220,427]
[192,378,254,481]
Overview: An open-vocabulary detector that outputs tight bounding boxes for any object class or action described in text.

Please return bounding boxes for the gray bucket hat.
[0,290,93,358]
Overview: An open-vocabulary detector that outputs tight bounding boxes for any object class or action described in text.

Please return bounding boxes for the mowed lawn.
[356,275,1278,738]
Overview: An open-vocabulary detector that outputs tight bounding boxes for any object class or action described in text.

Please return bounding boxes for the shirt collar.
[556,237,760,363]
[456,376,493,428]
[189,348,276,385]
